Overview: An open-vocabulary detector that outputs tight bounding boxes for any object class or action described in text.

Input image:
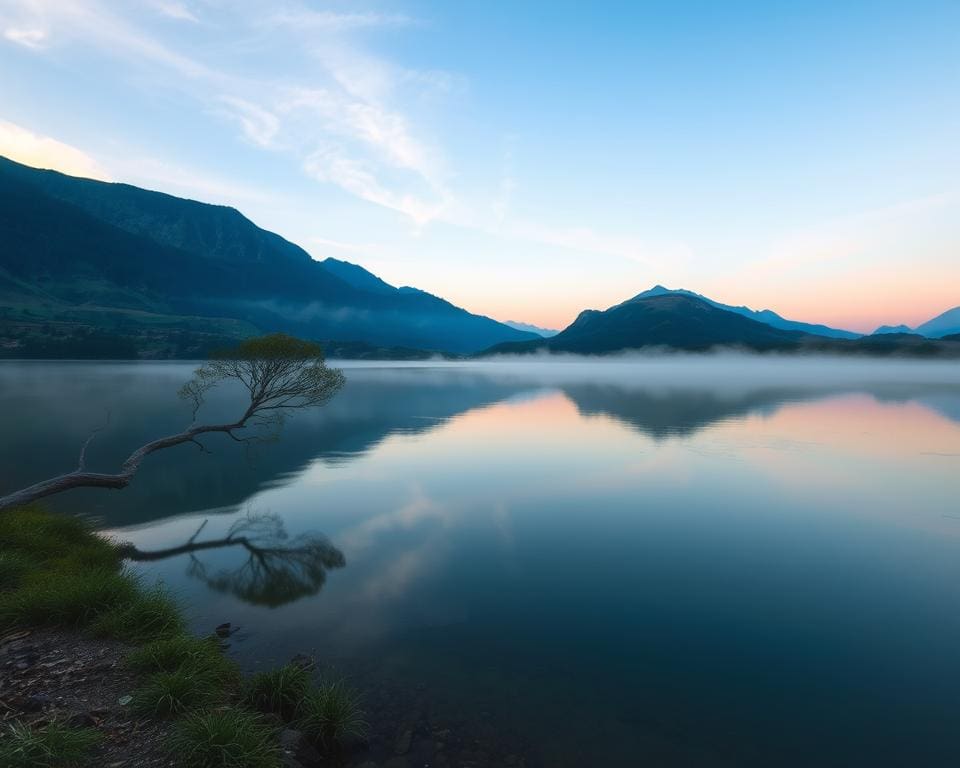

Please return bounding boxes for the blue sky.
[1,0,958,331]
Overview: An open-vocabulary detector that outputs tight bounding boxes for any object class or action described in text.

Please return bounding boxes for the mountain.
[631,285,861,339]
[503,320,560,338]
[486,294,810,355]
[482,293,960,357]
[869,307,960,339]
[916,306,960,338]
[319,257,397,295]
[0,156,535,356]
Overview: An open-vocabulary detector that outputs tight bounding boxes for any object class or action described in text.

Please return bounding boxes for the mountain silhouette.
[482,294,960,357]
[0,156,534,355]
[630,285,860,339]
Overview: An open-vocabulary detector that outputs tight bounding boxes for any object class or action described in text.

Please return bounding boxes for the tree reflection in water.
[120,513,345,607]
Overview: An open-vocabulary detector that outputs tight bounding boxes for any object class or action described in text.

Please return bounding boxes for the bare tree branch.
[76,412,111,472]
[116,512,346,607]
[0,335,344,512]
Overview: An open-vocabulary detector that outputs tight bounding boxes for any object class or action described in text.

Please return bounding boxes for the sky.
[0,0,958,333]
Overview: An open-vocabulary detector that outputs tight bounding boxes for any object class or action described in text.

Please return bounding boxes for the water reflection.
[120,513,345,608]
[2,360,959,527]
[3,359,960,766]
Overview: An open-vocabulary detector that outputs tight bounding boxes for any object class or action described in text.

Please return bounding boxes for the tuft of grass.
[0,568,138,631]
[0,506,119,571]
[128,635,238,683]
[297,679,368,751]
[88,583,185,643]
[169,709,281,768]
[243,664,312,721]
[133,666,221,718]
[129,636,240,717]
[0,550,36,590]
[0,720,101,768]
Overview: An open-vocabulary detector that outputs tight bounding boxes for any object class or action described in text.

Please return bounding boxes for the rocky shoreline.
[0,625,535,768]
[0,628,174,767]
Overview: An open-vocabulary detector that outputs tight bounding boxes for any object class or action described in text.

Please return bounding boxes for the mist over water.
[2,358,960,766]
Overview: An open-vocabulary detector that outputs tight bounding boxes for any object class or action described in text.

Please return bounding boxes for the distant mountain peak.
[627,284,860,340]
[915,305,960,339]
[502,320,559,338]
[873,324,913,335]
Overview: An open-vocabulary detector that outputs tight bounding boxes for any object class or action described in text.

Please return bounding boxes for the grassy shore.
[0,507,366,768]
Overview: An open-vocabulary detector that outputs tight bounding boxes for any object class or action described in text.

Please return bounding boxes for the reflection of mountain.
[561,384,804,439]
[2,362,959,526]
[562,382,960,440]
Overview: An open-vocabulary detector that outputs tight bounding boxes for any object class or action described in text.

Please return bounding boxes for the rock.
[68,711,99,728]
[24,693,51,712]
[279,728,322,767]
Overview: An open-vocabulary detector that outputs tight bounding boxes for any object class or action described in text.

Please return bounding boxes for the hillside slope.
[0,156,535,355]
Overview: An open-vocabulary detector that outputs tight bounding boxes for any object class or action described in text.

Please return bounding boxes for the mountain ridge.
[0,155,536,356]
[481,293,960,358]
[629,285,861,339]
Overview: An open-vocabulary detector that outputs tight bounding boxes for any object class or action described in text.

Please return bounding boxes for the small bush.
[298,679,368,751]
[169,709,281,768]
[243,664,312,721]
[0,720,100,768]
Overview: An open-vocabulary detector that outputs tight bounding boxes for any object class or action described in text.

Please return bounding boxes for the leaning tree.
[0,334,345,512]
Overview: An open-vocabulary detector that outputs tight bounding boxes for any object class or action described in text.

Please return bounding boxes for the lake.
[2,358,960,766]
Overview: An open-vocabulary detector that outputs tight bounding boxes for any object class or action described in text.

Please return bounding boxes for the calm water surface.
[3,358,960,766]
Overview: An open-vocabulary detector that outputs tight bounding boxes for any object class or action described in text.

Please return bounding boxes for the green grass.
[0,506,119,570]
[0,720,101,768]
[133,667,221,718]
[129,637,240,717]
[0,550,35,590]
[0,507,182,642]
[243,663,312,721]
[168,710,281,768]
[0,507,369,765]
[128,635,238,682]
[0,568,138,629]
[88,583,185,642]
[298,679,368,751]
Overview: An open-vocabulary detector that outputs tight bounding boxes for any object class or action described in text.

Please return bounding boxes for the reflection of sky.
[46,360,960,764]
[109,374,960,658]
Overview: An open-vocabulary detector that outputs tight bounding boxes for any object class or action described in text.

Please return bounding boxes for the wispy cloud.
[218,96,280,149]
[0,0,452,224]
[0,119,111,180]
[149,0,199,23]
[270,9,416,32]
[3,25,45,48]
[304,144,443,226]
